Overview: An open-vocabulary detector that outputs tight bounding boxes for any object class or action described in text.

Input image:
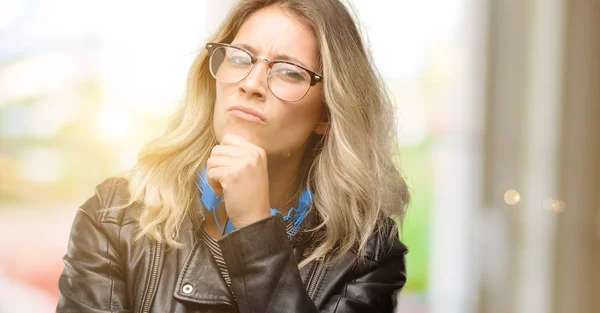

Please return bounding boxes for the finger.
[221,133,262,151]
[221,134,266,158]
[206,156,235,170]
[206,167,227,196]
[210,144,247,158]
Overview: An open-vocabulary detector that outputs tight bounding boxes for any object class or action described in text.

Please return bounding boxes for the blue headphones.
[195,165,313,238]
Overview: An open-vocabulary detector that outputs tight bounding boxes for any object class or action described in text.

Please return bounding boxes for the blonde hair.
[120,0,410,268]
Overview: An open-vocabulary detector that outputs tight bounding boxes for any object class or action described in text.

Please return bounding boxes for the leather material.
[57,177,408,313]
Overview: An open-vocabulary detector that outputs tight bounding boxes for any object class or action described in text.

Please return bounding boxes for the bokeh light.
[544,198,565,214]
[504,189,521,205]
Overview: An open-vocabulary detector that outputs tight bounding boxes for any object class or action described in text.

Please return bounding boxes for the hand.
[206,134,271,228]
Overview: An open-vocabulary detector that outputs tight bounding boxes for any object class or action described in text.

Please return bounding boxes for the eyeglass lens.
[209,46,312,101]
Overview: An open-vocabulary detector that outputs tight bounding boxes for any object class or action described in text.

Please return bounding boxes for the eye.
[228,55,251,65]
[274,66,307,82]
[226,49,251,65]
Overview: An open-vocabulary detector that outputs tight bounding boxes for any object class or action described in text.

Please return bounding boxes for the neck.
[266,145,306,215]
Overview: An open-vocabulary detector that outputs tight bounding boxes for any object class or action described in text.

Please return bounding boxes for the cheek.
[212,84,229,137]
[279,93,323,132]
[214,83,235,119]
[298,88,324,122]
[214,83,228,108]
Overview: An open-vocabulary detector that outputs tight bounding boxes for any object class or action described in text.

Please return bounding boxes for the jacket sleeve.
[56,194,131,313]
[218,215,408,313]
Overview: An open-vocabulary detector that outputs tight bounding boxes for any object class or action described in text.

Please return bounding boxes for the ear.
[313,106,329,135]
[314,122,329,135]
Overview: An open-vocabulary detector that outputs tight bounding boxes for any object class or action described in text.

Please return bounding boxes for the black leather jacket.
[57,178,408,313]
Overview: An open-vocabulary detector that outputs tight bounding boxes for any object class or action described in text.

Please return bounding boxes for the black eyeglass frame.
[205,42,323,101]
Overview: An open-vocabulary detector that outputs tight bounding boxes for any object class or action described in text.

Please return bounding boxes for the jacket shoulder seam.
[93,177,136,226]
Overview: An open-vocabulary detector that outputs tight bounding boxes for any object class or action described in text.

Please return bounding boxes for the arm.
[218,215,408,313]
[56,195,130,313]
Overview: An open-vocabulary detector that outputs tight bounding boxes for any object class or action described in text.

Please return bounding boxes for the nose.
[238,59,269,100]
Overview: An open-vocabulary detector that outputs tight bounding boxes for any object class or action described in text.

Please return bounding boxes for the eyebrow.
[234,42,309,68]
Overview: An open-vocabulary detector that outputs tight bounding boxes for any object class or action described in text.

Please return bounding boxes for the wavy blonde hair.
[120,0,410,268]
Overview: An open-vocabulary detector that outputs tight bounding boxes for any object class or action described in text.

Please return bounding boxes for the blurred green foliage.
[394,137,432,292]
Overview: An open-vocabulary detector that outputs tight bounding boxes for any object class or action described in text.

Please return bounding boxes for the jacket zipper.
[307,254,327,299]
[140,241,163,313]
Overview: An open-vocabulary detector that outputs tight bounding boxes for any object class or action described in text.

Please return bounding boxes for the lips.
[227,105,266,123]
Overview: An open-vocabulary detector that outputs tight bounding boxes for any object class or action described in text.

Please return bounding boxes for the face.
[212,6,327,157]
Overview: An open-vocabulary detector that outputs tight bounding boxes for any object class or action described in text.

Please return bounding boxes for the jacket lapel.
[173,237,237,309]
[172,193,237,309]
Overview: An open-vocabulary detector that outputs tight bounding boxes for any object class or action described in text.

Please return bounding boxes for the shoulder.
[78,177,139,227]
[361,217,409,262]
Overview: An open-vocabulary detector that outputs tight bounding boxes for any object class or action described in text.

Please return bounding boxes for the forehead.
[232,6,319,68]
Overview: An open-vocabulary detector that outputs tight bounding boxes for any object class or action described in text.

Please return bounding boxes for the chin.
[220,125,262,146]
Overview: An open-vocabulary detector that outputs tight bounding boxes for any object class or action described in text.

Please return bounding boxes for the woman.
[57,0,410,312]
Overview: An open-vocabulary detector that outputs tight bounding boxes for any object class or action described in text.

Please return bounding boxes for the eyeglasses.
[206,42,323,102]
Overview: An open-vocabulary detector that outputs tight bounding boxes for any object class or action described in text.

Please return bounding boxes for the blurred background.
[0,0,598,312]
